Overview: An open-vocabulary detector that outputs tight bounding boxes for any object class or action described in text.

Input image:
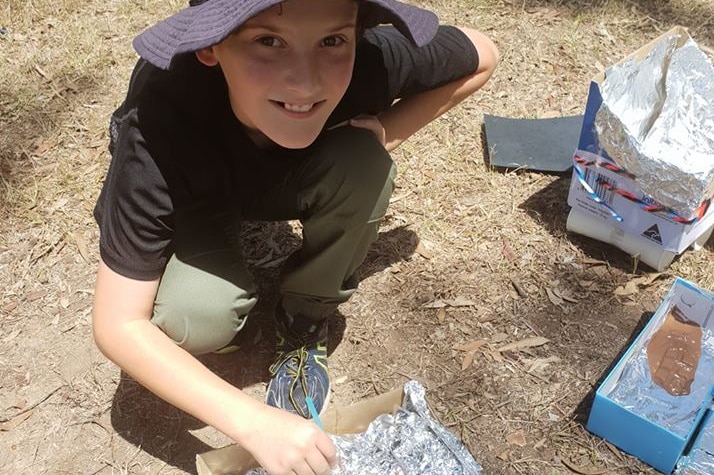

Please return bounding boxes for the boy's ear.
[195,47,219,66]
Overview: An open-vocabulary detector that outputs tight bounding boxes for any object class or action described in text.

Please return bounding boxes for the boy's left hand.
[348,114,386,147]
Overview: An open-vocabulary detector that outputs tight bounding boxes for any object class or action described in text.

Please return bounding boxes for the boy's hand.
[241,404,338,475]
[348,114,386,147]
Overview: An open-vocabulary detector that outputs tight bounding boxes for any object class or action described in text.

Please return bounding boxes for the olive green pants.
[151,127,396,354]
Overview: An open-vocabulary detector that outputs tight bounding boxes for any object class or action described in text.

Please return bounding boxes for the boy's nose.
[284,54,320,95]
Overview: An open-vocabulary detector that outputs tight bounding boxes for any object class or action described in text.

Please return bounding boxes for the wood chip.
[510,278,528,298]
[34,64,49,79]
[26,289,49,302]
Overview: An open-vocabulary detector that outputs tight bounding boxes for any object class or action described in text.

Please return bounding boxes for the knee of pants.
[151,257,257,355]
[304,127,396,220]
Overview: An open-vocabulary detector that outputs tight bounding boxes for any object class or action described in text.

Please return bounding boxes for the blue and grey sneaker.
[266,312,330,418]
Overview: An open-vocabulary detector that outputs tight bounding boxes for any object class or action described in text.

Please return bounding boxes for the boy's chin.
[268,129,323,150]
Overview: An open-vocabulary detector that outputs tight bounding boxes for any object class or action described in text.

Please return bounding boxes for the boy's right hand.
[240,404,338,475]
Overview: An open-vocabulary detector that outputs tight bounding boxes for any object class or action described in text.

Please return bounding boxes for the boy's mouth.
[283,102,314,112]
[273,100,325,114]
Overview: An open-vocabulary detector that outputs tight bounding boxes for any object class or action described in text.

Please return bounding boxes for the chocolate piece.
[647,305,702,396]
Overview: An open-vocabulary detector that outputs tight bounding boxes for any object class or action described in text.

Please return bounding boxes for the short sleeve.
[94,107,174,281]
[365,25,479,103]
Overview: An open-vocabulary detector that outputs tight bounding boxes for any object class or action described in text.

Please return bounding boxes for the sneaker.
[266,312,330,418]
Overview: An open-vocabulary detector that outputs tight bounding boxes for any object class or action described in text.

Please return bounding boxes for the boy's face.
[196,0,358,149]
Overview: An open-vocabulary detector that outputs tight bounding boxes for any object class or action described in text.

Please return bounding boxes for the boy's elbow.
[459,27,500,76]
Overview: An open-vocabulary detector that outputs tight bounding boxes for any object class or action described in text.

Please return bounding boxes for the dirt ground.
[1,0,713,474]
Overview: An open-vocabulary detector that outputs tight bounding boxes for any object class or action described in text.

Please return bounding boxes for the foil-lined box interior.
[587,278,714,474]
[675,410,714,475]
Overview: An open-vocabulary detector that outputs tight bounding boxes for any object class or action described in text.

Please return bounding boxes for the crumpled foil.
[245,381,481,475]
[675,408,714,475]
[607,326,714,437]
[594,31,714,220]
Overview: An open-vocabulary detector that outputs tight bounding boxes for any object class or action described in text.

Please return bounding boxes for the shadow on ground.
[571,310,656,423]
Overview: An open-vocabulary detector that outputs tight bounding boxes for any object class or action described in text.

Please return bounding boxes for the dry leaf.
[506,430,527,446]
[546,287,564,306]
[461,350,476,370]
[453,339,488,352]
[490,333,509,343]
[73,232,90,263]
[415,239,433,259]
[3,329,21,343]
[0,410,33,432]
[445,296,478,307]
[561,458,608,475]
[489,350,504,362]
[422,299,447,309]
[498,336,550,352]
[557,291,579,303]
[614,280,638,296]
[526,356,560,373]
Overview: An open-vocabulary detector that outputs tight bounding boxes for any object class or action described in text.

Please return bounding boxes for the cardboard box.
[566,26,714,269]
[196,387,403,475]
[587,278,714,473]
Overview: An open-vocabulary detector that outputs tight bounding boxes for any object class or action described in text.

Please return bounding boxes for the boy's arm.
[92,259,337,475]
[358,28,499,152]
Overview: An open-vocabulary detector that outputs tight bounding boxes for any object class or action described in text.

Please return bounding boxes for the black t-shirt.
[94,25,479,281]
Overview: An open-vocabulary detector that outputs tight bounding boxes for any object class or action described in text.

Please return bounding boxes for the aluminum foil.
[607,326,714,437]
[594,31,714,220]
[675,409,714,475]
[245,381,481,475]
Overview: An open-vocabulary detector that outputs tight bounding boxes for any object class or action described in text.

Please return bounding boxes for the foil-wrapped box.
[594,29,714,221]
[567,26,714,269]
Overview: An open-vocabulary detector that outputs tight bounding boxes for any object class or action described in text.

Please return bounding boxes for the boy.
[92,0,498,473]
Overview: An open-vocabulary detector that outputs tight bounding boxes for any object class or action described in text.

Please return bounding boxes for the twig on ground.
[0,384,64,423]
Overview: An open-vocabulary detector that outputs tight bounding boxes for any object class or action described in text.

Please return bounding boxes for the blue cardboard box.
[587,278,714,473]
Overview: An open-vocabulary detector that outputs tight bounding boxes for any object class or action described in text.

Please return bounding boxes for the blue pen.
[305,396,324,430]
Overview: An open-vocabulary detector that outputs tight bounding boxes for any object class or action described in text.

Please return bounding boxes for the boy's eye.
[321,35,346,47]
[257,36,283,47]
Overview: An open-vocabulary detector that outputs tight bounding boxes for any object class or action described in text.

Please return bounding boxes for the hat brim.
[133,0,438,69]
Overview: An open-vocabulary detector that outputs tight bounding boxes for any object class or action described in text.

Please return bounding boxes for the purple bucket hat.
[134,0,439,70]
